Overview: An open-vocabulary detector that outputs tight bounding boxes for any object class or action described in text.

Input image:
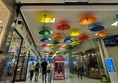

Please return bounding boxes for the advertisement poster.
[105,58,116,72]
[54,58,65,80]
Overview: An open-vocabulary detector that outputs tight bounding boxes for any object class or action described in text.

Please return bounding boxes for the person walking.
[41,58,48,83]
[35,62,40,82]
[29,62,35,81]
[47,60,54,83]
[78,64,84,79]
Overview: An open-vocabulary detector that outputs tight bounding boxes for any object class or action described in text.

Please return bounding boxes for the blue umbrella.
[90,25,104,31]
[40,38,50,42]
[102,36,111,40]
[64,38,73,43]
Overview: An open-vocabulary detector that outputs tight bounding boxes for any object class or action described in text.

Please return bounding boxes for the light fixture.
[0,20,3,23]
[111,21,118,26]
[39,29,52,36]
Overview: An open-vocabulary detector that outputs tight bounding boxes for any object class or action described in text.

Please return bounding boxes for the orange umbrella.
[96,31,109,38]
[53,33,64,40]
[79,16,97,25]
[60,44,66,48]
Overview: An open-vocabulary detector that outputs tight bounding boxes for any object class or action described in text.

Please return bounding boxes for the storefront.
[0,0,12,83]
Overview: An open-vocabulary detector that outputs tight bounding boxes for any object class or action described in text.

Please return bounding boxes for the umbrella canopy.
[60,44,66,48]
[56,23,71,30]
[50,45,56,49]
[40,38,50,42]
[53,33,64,40]
[79,34,89,40]
[39,29,52,36]
[52,40,60,44]
[36,12,55,23]
[96,31,109,38]
[70,29,81,37]
[90,25,105,31]
[79,16,97,25]
[71,40,80,45]
[64,38,73,43]
[66,45,73,49]
[42,44,48,48]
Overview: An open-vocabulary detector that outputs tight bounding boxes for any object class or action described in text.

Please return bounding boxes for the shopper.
[41,58,48,83]
[78,64,84,79]
[29,62,35,81]
[47,60,54,83]
[35,62,40,82]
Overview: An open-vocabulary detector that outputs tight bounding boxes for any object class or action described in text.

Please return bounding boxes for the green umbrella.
[39,29,52,36]
[66,45,73,49]
[52,40,60,44]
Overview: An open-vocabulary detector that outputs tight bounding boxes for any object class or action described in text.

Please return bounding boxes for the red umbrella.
[42,44,48,48]
[79,34,89,40]
[56,23,71,30]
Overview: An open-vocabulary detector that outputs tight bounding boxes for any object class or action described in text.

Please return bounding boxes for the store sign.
[103,35,118,47]
[105,58,116,72]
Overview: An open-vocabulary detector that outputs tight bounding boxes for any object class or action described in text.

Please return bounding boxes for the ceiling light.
[111,21,118,26]
[0,20,3,23]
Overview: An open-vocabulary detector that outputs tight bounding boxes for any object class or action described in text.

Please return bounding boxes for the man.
[41,58,48,82]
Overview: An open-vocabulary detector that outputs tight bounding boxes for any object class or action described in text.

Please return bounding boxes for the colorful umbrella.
[40,38,50,42]
[96,31,109,38]
[66,45,73,49]
[36,12,55,23]
[71,40,80,45]
[64,38,73,43]
[39,29,52,36]
[53,33,64,40]
[50,45,56,49]
[90,25,105,32]
[42,44,48,48]
[70,29,81,37]
[60,44,66,48]
[52,40,60,44]
[79,34,89,40]
[79,16,97,25]
[56,23,71,30]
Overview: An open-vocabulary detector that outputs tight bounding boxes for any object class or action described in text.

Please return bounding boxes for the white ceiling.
[16,0,118,3]
[21,5,118,46]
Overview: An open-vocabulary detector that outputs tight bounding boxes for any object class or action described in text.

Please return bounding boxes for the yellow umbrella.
[70,29,81,37]
[36,12,55,23]
[71,40,80,45]
[50,45,56,49]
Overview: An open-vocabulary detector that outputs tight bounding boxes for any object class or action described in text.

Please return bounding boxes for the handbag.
[47,70,51,73]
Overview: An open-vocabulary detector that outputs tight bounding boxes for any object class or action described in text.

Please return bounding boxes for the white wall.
[107,47,118,72]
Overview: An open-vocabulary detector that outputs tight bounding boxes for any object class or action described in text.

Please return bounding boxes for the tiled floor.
[15,74,101,83]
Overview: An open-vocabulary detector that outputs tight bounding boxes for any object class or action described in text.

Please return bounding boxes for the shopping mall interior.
[0,0,118,83]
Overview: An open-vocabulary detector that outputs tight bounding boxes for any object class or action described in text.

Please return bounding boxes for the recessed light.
[111,21,118,26]
[50,18,55,23]
[0,20,3,23]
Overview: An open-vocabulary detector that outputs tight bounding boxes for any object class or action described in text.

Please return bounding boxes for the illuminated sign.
[105,58,116,72]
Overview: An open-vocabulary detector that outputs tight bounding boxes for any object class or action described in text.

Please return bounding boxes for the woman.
[29,62,35,81]
[47,60,54,83]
